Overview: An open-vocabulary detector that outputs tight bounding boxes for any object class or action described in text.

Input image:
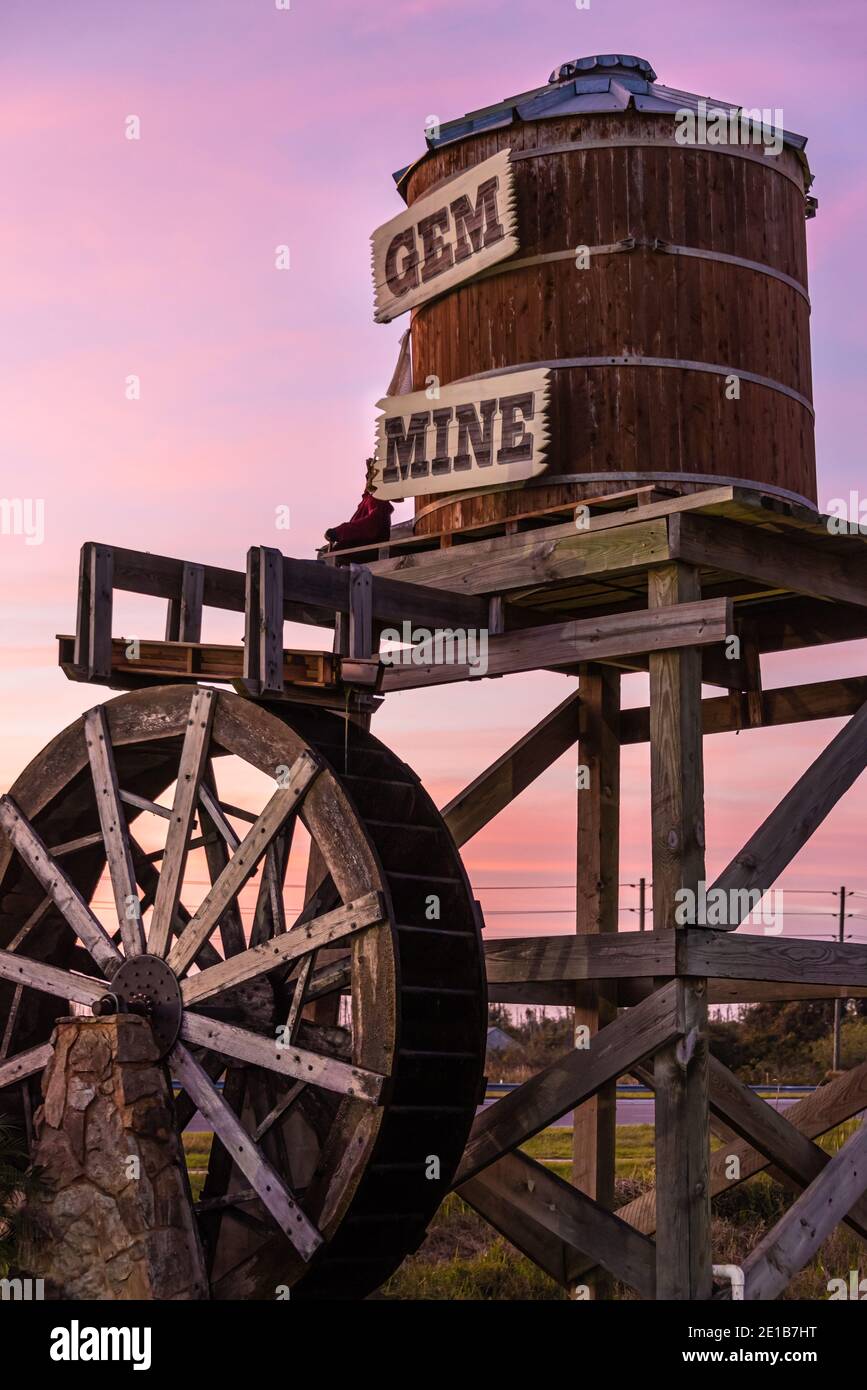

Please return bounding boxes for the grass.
[181,1122,864,1299]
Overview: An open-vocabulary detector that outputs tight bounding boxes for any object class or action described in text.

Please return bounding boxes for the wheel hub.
[96,955,183,1057]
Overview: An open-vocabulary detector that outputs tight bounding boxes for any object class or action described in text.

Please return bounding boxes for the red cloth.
[326,490,393,547]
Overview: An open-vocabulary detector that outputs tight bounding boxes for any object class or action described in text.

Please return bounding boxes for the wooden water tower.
[4,55,867,1306]
[389,53,817,537]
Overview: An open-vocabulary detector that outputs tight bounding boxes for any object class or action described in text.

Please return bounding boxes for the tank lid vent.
[549,54,657,84]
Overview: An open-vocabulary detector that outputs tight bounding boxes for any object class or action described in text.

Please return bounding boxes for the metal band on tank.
[464,240,810,306]
[455,355,815,415]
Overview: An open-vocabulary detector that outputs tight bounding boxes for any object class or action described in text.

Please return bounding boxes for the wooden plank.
[180,890,384,1006]
[572,664,619,1296]
[742,1119,867,1300]
[381,596,731,691]
[179,1012,385,1102]
[683,929,867,988]
[371,515,674,599]
[706,1055,867,1243]
[708,699,867,929]
[620,675,867,743]
[0,947,105,1007]
[674,511,867,610]
[148,688,216,958]
[648,561,711,1301]
[455,981,681,1185]
[483,931,677,983]
[442,690,579,846]
[459,1148,656,1298]
[168,1041,322,1261]
[166,750,321,977]
[0,1041,54,1091]
[85,706,145,957]
[0,797,123,979]
[372,368,551,500]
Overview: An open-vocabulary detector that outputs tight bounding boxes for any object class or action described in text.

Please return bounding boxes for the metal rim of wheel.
[0,686,487,1300]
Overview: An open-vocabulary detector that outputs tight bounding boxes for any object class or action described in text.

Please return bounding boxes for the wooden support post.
[348,564,374,659]
[648,561,712,1300]
[572,664,619,1298]
[165,562,205,643]
[244,546,285,694]
[75,543,114,679]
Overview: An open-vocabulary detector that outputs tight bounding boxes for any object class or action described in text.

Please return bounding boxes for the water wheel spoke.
[251,1079,306,1141]
[199,763,246,958]
[180,1010,385,1102]
[166,750,322,978]
[180,890,383,1007]
[283,954,314,1042]
[249,828,294,946]
[0,796,122,978]
[305,954,351,1001]
[0,1041,54,1090]
[173,1048,225,1131]
[169,1042,322,1261]
[148,688,216,958]
[85,706,146,957]
[0,946,105,1006]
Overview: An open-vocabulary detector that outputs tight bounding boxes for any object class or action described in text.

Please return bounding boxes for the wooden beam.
[179,890,383,1006]
[380,597,731,691]
[674,512,867,610]
[0,948,105,1007]
[282,554,489,631]
[85,705,145,957]
[442,691,580,846]
[348,564,374,659]
[572,664,619,1297]
[179,1011,384,1102]
[0,1041,55,1090]
[742,1118,867,1300]
[484,931,677,984]
[369,515,673,597]
[165,562,205,643]
[683,929,867,989]
[648,561,711,1300]
[169,1041,323,1261]
[708,699,867,929]
[148,687,216,958]
[620,675,867,743]
[459,1149,656,1298]
[455,981,681,1186]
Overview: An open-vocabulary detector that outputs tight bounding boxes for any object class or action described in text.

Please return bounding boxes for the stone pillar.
[21,1014,208,1300]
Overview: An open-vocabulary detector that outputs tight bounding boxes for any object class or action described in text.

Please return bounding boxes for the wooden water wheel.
[0,685,487,1299]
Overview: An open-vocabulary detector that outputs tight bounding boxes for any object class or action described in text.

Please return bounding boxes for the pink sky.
[1,0,865,941]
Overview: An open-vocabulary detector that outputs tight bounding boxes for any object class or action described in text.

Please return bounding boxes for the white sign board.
[371,149,518,323]
[370,368,550,501]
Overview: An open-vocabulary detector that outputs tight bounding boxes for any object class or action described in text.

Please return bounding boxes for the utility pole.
[639,876,646,932]
[833,885,846,1072]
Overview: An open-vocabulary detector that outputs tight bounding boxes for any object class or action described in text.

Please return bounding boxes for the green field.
[184,1123,861,1300]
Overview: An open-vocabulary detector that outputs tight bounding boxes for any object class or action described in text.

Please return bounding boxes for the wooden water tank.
[400,54,817,536]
